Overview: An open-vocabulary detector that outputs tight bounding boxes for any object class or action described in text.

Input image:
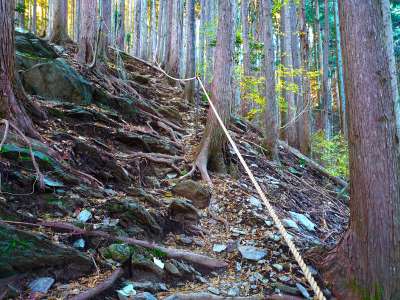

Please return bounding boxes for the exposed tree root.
[124,152,184,173]
[2,220,228,270]
[157,120,179,143]
[69,268,124,300]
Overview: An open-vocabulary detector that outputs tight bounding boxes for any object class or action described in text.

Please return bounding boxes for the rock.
[272,263,283,272]
[193,238,205,247]
[272,283,298,296]
[196,275,208,283]
[177,235,193,245]
[207,287,220,295]
[168,199,200,224]
[107,198,162,236]
[117,283,137,300]
[77,209,92,223]
[248,196,262,209]
[236,262,242,272]
[153,257,165,269]
[249,272,264,283]
[103,244,132,262]
[281,219,299,230]
[132,292,158,300]
[130,281,168,293]
[289,211,316,232]
[171,180,211,209]
[28,277,55,293]
[131,259,165,279]
[238,245,267,261]
[0,224,92,279]
[278,275,291,283]
[296,283,311,299]
[226,240,238,253]
[212,244,227,253]
[165,262,182,277]
[22,58,93,104]
[72,239,85,249]
[227,287,240,297]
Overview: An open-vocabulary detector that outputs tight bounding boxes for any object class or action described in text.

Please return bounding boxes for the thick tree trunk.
[32,0,37,34]
[198,0,207,81]
[194,0,235,184]
[184,0,196,103]
[0,0,37,138]
[116,0,125,50]
[298,0,311,155]
[334,0,346,137]
[149,0,156,61]
[77,0,97,64]
[165,0,180,82]
[323,1,400,299]
[240,0,251,116]
[140,0,148,59]
[98,0,111,63]
[322,0,332,139]
[74,0,81,42]
[156,0,165,62]
[262,0,279,161]
[48,0,71,44]
[281,3,297,147]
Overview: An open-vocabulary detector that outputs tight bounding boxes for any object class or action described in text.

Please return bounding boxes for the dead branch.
[69,268,123,300]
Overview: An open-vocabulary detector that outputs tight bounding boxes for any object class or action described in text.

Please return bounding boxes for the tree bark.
[281,2,297,147]
[198,0,207,81]
[314,0,324,131]
[74,0,81,42]
[140,0,148,59]
[134,0,141,56]
[184,0,196,103]
[98,0,111,63]
[77,0,97,64]
[116,0,125,50]
[0,0,37,138]
[48,0,71,44]
[156,0,165,62]
[149,0,156,61]
[298,0,311,155]
[240,0,251,116]
[165,0,180,82]
[262,0,279,161]
[323,1,400,298]
[32,0,37,35]
[194,0,235,184]
[322,0,332,139]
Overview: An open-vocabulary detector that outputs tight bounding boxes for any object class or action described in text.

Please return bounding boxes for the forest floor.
[0,32,348,300]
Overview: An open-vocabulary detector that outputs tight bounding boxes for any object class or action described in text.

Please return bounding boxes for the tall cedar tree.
[77,0,98,64]
[194,0,235,185]
[323,0,400,298]
[48,0,71,44]
[0,0,38,138]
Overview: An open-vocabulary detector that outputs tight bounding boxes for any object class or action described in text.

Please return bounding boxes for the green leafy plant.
[312,131,349,178]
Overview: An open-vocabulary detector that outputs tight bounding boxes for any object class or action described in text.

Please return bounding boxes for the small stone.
[117,283,136,300]
[196,275,208,284]
[269,233,281,242]
[72,238,85,249]
[278,275,291,283]
[226,240,238,253]
[296,283,311,299]
[213,244,227,253]
[272,263,283,272]
[164,262,181,276]
[166,172,178,179]
[249,272,264,283]
[28,277,55,293]
[273,283,298,295]
[227,287,240,297]
[281,219,299,230]
[194,239,205,247]
[265,220,273,227]
[236,262,242,272]
[238,245,267,261]
[153,257,164,269]
[248,196,262,209]
[178,235,193,245]
[207,287,220,295]
[289,211,316,232]
[77,209,92,223]
[104,244,132,262]
[132,292,157,300]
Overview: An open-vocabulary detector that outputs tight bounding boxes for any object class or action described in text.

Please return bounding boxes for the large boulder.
[0,224,92,279]
[21,58,93,104]
[171,180,211,209]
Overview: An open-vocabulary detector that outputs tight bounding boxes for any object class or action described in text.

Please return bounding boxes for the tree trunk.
[77,0,97,64]
[140,0,148,59]
[98,0,111,63]
[116,0,125,50]
[281,2,297,147]
[198,0,206,81]
[17,0,25,30]
[134,0,141,56]
[0,0,37,138]
[74,0,81,42]
[323,1,400,299]
[194,0,235,184]
[322,0,332,139]
[32,0,37,34]
[262,0,279,161]
[314,0,324,131]
[156,0,165,62]
[149,0,156,61]
[298,0,311,155]
[165,0,180,82]
[184,0,196,103]
[48,0,71,44]
[240,0,251,116]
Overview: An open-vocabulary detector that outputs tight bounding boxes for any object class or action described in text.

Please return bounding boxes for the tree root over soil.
[2,220,228,270]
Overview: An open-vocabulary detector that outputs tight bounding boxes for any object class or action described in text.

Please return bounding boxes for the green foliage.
[239,75,265,120]
[312,131,349,178]
[15,2,25,14]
